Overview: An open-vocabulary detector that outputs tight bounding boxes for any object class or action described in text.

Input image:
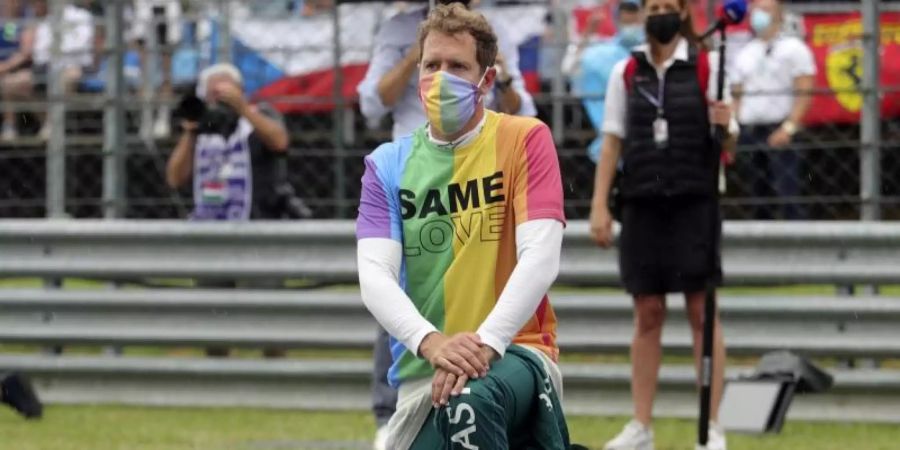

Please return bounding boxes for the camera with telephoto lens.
[176,92,240,137]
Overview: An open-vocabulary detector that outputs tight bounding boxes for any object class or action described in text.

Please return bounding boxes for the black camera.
[176,92,240,137]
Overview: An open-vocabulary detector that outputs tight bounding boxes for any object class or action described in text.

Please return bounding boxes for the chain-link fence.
[0,0,895,220]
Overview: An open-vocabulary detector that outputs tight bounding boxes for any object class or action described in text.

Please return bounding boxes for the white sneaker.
[699,421,727,450]
[604,419,654,450]
[373,424,389,450]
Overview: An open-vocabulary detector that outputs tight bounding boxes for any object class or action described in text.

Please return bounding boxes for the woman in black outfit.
[588,0,738,448]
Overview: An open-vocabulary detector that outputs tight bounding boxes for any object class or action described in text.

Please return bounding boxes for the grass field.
[2,279,898,448]
[1,406,898,450]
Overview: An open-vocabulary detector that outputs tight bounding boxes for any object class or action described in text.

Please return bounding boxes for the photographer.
[166,63,293,221]
[166,63,297,358]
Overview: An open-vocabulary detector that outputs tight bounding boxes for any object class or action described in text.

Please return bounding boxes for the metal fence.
[0,0,896,220]
[2,219,900,421]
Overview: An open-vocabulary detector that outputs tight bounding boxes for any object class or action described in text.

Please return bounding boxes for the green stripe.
[438,76,459,135]
[397,130,456,382]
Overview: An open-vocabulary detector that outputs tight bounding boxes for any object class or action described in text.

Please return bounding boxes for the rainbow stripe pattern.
[418,71,481,137]
[357,111,566,386]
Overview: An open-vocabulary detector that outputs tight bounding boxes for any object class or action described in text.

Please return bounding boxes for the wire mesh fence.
[0,0,895,220]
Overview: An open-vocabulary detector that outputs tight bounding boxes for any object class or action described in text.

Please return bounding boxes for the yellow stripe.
[443,113,502,335]
[426,73,444,132]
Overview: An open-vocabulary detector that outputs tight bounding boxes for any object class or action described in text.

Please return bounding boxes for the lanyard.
[637,75,665,118]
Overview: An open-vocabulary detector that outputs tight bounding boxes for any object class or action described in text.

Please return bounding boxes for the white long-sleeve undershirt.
[357,218,563,358]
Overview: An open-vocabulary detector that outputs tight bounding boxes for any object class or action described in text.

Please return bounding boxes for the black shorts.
[618,196,722,295]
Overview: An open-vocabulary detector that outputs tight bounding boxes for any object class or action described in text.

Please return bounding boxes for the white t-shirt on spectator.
[601,38,739,139]
[731,35,816,125]
[33,5,94,69]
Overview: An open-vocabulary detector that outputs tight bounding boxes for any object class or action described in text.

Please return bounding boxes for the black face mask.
[646,12,683,44]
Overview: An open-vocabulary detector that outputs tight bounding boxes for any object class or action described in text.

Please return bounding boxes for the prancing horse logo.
[826,44,864,113]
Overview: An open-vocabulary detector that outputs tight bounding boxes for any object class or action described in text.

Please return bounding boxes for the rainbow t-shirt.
[356,110,566,386]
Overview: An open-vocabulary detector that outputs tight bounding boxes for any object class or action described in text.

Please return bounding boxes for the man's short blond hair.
[417,3,498,72]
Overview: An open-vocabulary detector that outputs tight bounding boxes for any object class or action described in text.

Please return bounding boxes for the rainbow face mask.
[418,70,487,137]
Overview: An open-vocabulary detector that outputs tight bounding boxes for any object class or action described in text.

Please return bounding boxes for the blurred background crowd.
[0,0,896,222]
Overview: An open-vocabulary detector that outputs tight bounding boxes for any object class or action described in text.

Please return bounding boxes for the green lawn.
[0,406,897,450]
[1,280,897,448]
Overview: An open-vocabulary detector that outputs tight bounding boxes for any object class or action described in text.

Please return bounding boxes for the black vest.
[621,47,715,199]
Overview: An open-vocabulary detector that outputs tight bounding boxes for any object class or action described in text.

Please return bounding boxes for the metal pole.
[42,0,67,356]
[551,4,566,146]
[332,5,346,217]
[698,22,727,450]
[103,0,126,219]
[45,0,66,218]
[139,6,155,140]
[860,0,881,221]
[218,0,232,63]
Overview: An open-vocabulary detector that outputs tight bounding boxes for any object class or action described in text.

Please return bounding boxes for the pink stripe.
[524,124,566,224]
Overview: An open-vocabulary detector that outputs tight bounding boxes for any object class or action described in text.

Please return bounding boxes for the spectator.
[560,1,609,79]
[78,3,143,95]
[587,0,738,448]
[356,2,536,447]
[0,0,35,141]
[165,64,292,358]
[131,0,183,138]
[732,0,815,219]
[570,0,644,162]
[1,372,42,419]
[357,0,536,140]
[356,4,570,448]
[29,0,94,140]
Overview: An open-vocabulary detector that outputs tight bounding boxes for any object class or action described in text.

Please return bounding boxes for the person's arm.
[493,52,522,115]
[166,121,197,189]
[358,238,439,358]
[588,59,627,246]
[241,103,289,152]
[493,45,536,117]
[356,153,438,355]
[215,83,289,152]
[561,8,604,76]
[588,134,621,247]
[433,218,563,406]
[768,75,814,148]
[786,75,814,127]
[376,44,419,109]
[475,219,564,356]
[494,80,521,115]
[767,39,818,148]
[476,123,566,356]
[0,26,34,75]
[357,20,415,125]
[357,155,488,379]
[358,240,486,377]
